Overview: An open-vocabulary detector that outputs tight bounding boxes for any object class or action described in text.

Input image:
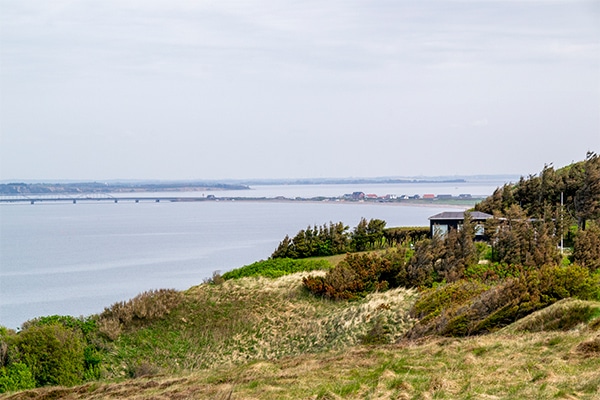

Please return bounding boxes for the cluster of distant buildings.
[342,191,476,202]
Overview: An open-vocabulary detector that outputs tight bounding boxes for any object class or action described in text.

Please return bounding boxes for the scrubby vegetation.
[1,279,599,399]
[1,154,600,398]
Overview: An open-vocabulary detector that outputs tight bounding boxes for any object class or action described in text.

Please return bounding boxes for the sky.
[1,0,599,181]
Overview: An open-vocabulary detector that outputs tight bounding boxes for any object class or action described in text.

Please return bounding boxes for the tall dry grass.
[97,289,183,340]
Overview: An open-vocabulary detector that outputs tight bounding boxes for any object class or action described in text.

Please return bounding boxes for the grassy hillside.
[2,273,599,399]
[100,271,418,376]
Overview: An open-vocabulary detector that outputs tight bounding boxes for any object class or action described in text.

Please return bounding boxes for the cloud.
[0,0,598,180]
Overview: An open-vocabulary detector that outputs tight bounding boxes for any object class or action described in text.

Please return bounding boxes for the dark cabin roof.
[429,211,493,221]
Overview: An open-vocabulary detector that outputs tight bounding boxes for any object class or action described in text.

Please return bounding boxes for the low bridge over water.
[0,194,214,204]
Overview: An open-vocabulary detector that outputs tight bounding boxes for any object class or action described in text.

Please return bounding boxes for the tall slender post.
[560,191,564,255]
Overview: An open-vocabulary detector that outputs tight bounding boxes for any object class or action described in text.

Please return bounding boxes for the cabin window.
[433,224,448,236]
[475,223,485,236]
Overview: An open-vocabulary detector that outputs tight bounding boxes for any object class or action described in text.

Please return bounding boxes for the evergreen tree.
[271,235,295,259]
[366,218,387,249]
[404,235,444,287]
[489,205,560,267]
[351,218,369,251]
[574,152,600,230]
[573,224,600,271]
[436,212,478,282]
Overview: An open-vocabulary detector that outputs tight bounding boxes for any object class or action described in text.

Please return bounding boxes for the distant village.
[248,191,486,205]
[341,191,478,202]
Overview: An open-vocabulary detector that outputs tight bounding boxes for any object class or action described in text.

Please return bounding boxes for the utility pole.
[560,191,564,255]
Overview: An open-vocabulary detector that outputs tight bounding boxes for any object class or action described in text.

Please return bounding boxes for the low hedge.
[222,258,330,280]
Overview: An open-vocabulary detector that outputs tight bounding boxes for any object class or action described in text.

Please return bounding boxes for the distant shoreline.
[0,182,251,195]
[0,175,516,195]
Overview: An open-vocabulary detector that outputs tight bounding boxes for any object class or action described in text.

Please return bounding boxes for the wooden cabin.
[428,211,493,239]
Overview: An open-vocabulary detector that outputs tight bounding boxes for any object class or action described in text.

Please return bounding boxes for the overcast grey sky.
[1,0,598,181]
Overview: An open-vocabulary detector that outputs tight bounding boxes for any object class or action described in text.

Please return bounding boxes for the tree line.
[271,218,429,259]
[270,218,388,259]
[475,151,600,231]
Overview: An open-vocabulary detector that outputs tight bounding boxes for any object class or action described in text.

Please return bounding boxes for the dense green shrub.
[16,323,85,387]
[464,262,523,283]
[406,264,600,339]
[0,362,36,393]
[475,242,492,260]
[410,280,490,321]
[21,315,97,337]
[222,258,330,280]
[19,315,104,382]
[303,248,408,300]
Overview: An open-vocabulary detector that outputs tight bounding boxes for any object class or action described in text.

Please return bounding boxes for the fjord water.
[0,182,503,329]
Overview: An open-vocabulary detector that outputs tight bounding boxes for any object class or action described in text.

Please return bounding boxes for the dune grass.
[5,327,599,399]
[3,270,599,399]
[100,272,418,377]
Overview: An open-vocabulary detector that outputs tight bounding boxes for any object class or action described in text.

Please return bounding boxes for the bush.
[98,289,183,339]
[406,280,490,338]
[21,315,97,337]
[409,280,490,322]
[19,315,105,382]
[538,263,599,302]
[475,242,492,260]
[0,363,36,393]
[464,262,523,283]
[16,323,85,387]
[222,258,330,280]
[507,299,600,332]
[303,248,408,300]
[406,264,600,339]
[0,327,16,368]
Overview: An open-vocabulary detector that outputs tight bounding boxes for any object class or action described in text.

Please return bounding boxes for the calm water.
[0,182,505,329]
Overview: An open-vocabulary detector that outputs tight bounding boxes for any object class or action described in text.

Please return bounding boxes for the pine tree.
[573,224,600,271]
